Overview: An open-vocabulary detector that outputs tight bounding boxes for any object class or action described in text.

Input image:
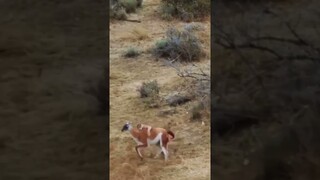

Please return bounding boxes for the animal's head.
[121,121,132,132]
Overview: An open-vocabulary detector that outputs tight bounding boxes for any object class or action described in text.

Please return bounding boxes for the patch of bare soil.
[109,0,211,179]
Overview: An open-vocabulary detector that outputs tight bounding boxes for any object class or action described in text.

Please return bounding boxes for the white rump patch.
[148,133,162,145]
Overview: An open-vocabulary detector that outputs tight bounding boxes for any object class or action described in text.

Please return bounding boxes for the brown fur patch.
[130,127,173,143]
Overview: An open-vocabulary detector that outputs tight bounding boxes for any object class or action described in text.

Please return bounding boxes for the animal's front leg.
[154,147,163,159]
[135,144,148,160]
[161,146,168,161]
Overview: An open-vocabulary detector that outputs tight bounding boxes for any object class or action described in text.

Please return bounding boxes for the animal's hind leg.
[160,134,169,161]
[161,146,168,161]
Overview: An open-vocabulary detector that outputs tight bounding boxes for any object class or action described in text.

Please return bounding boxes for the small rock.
[165,92,191,106]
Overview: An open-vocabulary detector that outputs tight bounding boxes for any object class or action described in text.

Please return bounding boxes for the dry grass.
[131,27,150,40]
[119,26,150,42]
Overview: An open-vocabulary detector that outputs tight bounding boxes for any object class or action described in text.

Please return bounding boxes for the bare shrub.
[152,27,204,62]
[160,0,210,22]
[166,61,210,120]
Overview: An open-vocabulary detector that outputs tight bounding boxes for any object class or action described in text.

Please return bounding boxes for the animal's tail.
[167,130,175,141]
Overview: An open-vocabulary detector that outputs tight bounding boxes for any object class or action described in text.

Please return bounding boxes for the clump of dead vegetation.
[152,27,204,62]
[130,27,149,40]
[137,80,161,108]
[110,2,128,20]
[159,0,210,22]
[123,47,140,58]
[166,61,210,121]
[119,27,149,42]
[110,0,143,20]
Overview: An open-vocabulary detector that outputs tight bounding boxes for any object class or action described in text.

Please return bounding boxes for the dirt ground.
[109,0,211,180]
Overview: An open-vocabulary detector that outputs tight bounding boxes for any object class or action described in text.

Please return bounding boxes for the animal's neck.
[127,125,133,131]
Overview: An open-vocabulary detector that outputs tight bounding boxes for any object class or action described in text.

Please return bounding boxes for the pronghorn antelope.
[121,122,175,161]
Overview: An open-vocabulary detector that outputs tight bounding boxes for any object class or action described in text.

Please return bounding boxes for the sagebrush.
[123,47,140,58]
[152,27,203,62]
[137,80,160,98]
[160,0,210,21]
[137,80,161,108]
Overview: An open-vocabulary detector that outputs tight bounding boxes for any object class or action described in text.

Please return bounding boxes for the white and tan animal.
[121,122,175,161]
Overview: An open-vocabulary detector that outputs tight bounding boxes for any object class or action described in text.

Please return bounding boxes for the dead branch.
[213,20,320,61]
[123,19,141,23]
[163,59,210,99]
[167,60,210,82]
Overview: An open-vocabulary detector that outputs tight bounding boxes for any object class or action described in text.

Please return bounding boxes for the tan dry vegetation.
[110,0,210,179]
[119,26,150,42]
